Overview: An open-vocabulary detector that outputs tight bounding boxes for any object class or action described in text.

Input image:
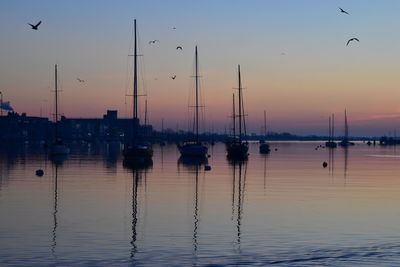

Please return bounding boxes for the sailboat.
[123,19,153,164]
[339,109,355,147]
[50,64,70,156]
[226,65,249,159]
[178,46,208,158]
[259,110,270,153]
[325,113,337,148]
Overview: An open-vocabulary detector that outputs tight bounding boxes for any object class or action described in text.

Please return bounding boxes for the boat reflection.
[50,161,61,258]
[124,161,151,260]
[49,154,68,166]
[123,157,153,171]
[230,159,248,250]
[178,156,208,170]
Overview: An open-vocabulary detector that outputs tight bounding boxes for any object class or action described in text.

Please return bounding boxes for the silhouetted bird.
[346,38,359,46]
[171,75,176,80]
[28,21,42,30]
[172,27,176,30]
[77,78,85,82]
[176,46,183,50]
[148,40,159,44]
[339,7,349,15]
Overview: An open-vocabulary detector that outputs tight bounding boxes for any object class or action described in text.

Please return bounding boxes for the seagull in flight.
[172,27,176,30]
[346,38,359,46]
[148,40,159,44]
[171,75,176,80]
[77,78,85,83]
[339,7,350,15]
[28,21,42,30]
[176,46,183,50]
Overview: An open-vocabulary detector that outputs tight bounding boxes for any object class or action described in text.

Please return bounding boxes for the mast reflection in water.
[123,159,152,260]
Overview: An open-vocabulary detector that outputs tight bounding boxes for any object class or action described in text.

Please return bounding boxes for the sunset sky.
[1,0,400,136]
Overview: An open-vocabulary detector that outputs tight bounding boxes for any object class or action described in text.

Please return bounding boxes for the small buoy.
[36,169,44,176]
[207,155,211,158]
[275,148,278,151]
[322,162,328,168]
[204,165,211,171]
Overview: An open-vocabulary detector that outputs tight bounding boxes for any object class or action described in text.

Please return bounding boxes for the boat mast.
[332,113,335,141]
[144,99,148,126]
[133,19,138,120]
[328,116,331,142]
[232,93,236,137]
[195,46,199,143]
[238,65,242,142]
[55,64,58,140]
[263,110,267,137]
[344,109,348,141]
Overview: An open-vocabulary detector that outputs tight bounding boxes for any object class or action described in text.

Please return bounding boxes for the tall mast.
[133,19,138,120]
[344,109,348,140]
[332,113,335,141]
[238,65,242,142]
[232,93,236,137]
[55,64,58,140]
[328,116,331,142]
[144,99,148,126]
[195,46,199,143]
[263,110,267,137]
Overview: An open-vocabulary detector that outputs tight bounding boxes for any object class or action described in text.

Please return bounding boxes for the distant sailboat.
[123,19,153,164]
[259,110,270,153]
[339,109,355,147]
[178,46,208,158]
[325,113,337,148]
[50,64,70,156]
[226,65,249,159]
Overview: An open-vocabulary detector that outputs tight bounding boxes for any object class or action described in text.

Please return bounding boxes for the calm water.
[1,141,400,266]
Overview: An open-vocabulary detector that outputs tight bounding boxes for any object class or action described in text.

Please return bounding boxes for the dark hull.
[226,142,249,159]
[123,145,153,159]
[339,140,355,147]
[178,143,208,157]
[325,141,337,148]
[259,143,270,154]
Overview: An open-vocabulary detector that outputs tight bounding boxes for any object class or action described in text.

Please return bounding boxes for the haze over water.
[1,142,400,266]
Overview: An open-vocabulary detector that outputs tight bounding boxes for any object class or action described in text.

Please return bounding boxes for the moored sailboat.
[178,46,208,158]
[50,64,70,156]
[226,65,249,159]
[123,19,153,164]
[339,109,355,147]
[325,113,337,148]
[259,110,270,153]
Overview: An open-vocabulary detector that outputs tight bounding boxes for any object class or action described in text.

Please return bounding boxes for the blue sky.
[1,1,400,136]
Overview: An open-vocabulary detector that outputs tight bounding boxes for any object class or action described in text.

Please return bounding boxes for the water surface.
[1,142,400,266]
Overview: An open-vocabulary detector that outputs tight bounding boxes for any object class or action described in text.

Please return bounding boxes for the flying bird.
[346,38,359,46]
[339,7,349,15]
[77,78,85,83]
[148,40,159,44]
[176,46,183,50]
[171,75,176,80]
[172,27,176,30]
[28,20,42,30]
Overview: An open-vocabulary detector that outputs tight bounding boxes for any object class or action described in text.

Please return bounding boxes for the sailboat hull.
[178,143,208,157]
[123,144,153,160]
[226,142,249,159]
[325,141,337,148]
[259,143,270,154]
